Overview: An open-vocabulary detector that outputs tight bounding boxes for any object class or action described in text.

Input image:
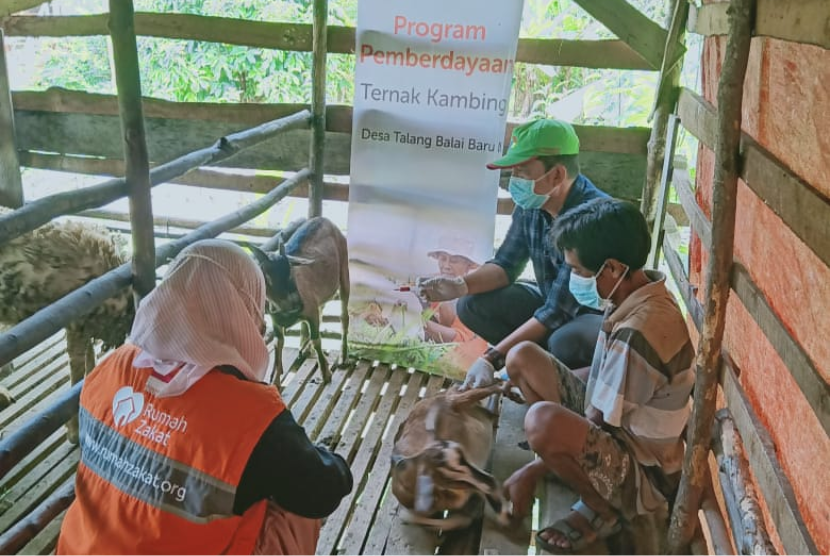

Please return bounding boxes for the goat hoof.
[66,427,80,445]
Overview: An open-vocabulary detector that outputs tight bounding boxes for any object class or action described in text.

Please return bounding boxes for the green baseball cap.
[486,119,580,169]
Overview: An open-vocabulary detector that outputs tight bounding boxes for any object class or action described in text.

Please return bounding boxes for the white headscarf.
[129,239,269,398]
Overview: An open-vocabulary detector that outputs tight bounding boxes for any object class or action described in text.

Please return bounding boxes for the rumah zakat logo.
[112,386,145,427]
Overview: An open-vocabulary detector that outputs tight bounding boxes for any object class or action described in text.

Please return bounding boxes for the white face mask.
[568,261,629,310]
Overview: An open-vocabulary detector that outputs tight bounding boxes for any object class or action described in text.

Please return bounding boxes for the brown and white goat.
[250,217,349,385]
[390,383,511,530]
[0,208,135,440]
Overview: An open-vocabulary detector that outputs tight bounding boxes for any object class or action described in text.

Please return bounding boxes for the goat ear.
[248,245,271,267]
[287,255,314,266]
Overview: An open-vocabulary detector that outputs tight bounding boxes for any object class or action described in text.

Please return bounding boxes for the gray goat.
[250,217,349,385]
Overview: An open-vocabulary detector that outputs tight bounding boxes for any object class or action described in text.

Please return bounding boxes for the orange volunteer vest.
[57,344,285,555]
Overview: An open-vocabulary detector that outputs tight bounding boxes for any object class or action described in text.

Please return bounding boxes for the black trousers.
[456,281,603,369]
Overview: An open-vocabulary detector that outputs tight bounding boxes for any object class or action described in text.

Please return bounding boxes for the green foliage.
[25,0,672,125]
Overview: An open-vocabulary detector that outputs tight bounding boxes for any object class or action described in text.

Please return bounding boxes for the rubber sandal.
[534,499,622,554]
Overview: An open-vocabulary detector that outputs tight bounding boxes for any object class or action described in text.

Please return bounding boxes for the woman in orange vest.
[57,239,353,555]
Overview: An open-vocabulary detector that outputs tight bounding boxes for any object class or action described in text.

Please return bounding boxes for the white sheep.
[0,207,135,441]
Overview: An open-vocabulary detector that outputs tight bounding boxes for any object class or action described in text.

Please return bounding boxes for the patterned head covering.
[129,239,269,397]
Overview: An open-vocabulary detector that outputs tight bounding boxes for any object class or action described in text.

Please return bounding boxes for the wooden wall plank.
[572,0,669,69]
[721,363,819,555]
[14,109,647,201]
[672,165,829,438]
[0,0,48,17]
[678,86,830,270]
[730,264,830,437]
[11,89,650,154]
[2,14,655,70]
[690,0,830,49]
[662,238,820,556]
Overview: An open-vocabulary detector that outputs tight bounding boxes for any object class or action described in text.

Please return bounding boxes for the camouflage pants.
[547,355,634,512]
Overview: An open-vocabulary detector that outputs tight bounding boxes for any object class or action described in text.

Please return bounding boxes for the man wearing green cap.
[417,119,608,391]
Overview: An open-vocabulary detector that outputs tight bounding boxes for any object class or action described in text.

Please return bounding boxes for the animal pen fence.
[0,0,827,554]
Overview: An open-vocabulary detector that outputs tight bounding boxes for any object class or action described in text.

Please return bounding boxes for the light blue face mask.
[568,272,602,310]
[568,261,629,310]
[508,176,549,210]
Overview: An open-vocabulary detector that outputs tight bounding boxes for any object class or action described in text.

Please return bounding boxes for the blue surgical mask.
[568,272,602,310]
[568,261,629,310]
[508,176,550,210]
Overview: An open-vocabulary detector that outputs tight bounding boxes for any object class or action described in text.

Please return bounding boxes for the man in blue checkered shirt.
[418,119,608,390]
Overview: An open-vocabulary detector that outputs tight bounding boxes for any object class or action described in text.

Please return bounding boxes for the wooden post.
[713,409,776,555]
[641,0,688,226]
[308,0,328,218]
[108,0,155,303]
[647,114,680,268]
[667,0,755,551]
[0,29,23,208]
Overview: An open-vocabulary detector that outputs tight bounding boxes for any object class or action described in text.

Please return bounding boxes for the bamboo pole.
[108,0,155,303]
[0,169,310,368]
[667,0,755,551]
[713,409,776,555]
[79,208,280,238]
[0,29,24,209]
[0,479,75,554]
[0,109,310,246]
[0,381,83,479]
[641,0,688,226]
[308,0,328,218]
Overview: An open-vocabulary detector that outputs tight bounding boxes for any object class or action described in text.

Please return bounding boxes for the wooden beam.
[730,263,830,437]
[740,136,830,271]
[673,167,713,249]
[0,0,48,16]
[0,30,23,208]
[515,38,651,69]
[308,0,327,218]
[721,360,819,555]
[14,112,646,201]
[677,87,718,148]
[0,480,74,554]
[12,87,354,129]
[0,381,82,480]
[663,234,703,331]
[12,89,650,154]
[0,169,309,367]
[0,110,310,246]
[572,0,670,69]
[109,0,156,302]
[691,0,830,49]
[712,409,776,555]
[642,0,688,226]
[78,208,280,238]
[647,114,680,268]
[1,14,658,70]
[678,86,830,271]
[669,0,754,550]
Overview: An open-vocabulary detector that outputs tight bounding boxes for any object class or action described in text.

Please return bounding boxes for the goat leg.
[272,323,285,386]
[65,326,88,444]
[446,383,504,410]
[338,253,350,367]
[306,317,330,383]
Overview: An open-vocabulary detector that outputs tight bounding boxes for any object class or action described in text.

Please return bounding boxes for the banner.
[347,0,524,379]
